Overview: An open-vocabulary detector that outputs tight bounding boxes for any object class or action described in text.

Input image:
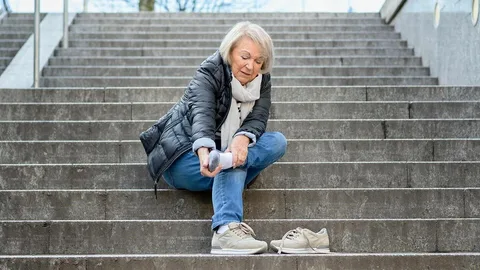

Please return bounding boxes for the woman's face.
[229,37,265,86]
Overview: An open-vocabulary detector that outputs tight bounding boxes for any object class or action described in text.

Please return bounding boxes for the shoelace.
[278,227,315,254]
[231,222,256,238]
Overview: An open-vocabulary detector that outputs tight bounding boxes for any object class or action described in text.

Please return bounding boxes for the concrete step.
[1,253,479,270]
[0,188,476,220]
[0,67,4,74]
[2,161,479,190]
[0,25,34,32]
[67,32,402,40]
[42,66,430,77]
[366,86,480,101]
[54,47,415,57]
[0,40,26,49]
[2,119,480,141]
[64,39,408,48]
[47,56,422,67]
[1,86,478,103]
[77,12,381,18]
[0,120,385,140]
[1,139,479,164]
[39,76,437,87]
[0,49,19,58]
[0,102,415,121]
[1,219,478,254]
[0,32,31,40]
[0,57,13,66]
[5,101,478,121]
[4,13,46,19]
[0,19,39,25]
[69,24,394,32]
[72,18,385,25]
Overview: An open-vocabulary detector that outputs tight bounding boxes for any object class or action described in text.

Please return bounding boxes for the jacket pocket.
[139,113,172,155]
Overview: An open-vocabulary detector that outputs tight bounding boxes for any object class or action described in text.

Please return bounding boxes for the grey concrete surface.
[366,86,480,101]
[0,58,13,67]
[0,49,19,58]
[72,18,384,25]
[390,0,480,85]
[437,220,480,252]
[67,32,402,40]
[0,162,404,190]
[44,66,430,77]
[0,25,35,32]
[0,120,387,140]
[2,86,478,103]
[408,162,480,188]
[0,40,26,48]
[2,162,480,190]
[385,119,480,138]
[39,76,437,87]
[2,254,479,270]
[3,219,480,254]
[433,140,480,161]
[0,102,411,120]
[0,139,443,164]
[410,102,480,118]
[42,66,429,77]
[0,33,31,40]
[0,13,76,88]
[65,39,408,48]
[6,102,480,121]
[77,12,381,18]
[46,56,422,67]
[54,47,415,57]
[69,24,394,32]
[7,118,478,141]
[0,189,470,220]
[2,10,478,265]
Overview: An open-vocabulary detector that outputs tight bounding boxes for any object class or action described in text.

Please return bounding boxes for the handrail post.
[2,0,12,13]
[84,0,88,12]
[63,0,68,48]
[34,0,40,88]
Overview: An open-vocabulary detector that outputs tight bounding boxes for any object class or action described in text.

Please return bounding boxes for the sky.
[9,0,386,13]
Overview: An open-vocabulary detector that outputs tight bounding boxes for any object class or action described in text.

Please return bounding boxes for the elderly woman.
[140,21,287,255]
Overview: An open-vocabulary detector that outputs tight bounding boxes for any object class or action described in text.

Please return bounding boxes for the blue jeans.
[162,132,287,230]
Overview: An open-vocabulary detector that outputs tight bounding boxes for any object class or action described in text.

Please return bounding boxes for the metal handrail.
[33,0,70,88]
[34,0,40,88]
[2,0,11,13]
[63,0,68,48]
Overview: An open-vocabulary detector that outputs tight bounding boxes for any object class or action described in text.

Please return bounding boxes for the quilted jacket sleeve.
[236,73,272,140]
[186,59,222,153]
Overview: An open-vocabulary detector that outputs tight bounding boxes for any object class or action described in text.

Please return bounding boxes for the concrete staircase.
[0,13,44,75]
[1,12,480,269]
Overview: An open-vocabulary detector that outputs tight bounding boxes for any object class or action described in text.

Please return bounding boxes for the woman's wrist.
[197,147,210,157]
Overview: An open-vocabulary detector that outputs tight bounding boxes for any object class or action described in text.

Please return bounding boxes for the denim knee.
[269,131,287,157]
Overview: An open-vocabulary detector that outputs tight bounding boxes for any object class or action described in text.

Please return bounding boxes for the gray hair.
[219,21,274,74]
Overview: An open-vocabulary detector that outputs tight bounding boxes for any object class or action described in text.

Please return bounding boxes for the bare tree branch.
[119,0,269,13]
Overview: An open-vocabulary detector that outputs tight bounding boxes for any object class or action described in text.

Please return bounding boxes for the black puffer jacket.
[140,51,272,185]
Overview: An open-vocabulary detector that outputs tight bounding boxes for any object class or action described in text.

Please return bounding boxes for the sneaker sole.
[270,246,331,254]
[210,246,268,255]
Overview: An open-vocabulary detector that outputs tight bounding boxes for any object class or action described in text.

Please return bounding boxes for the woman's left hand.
[227,135,250,168]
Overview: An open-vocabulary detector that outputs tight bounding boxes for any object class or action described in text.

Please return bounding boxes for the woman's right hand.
[197,147,222,177]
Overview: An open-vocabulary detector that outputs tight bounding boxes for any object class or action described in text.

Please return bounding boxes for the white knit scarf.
[220,74,262,150]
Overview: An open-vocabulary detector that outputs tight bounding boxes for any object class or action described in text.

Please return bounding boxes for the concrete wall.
[389,0,480,85]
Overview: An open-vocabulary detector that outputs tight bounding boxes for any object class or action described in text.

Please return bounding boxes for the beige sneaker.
[211,222,268,255]
[270,227,330,254]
